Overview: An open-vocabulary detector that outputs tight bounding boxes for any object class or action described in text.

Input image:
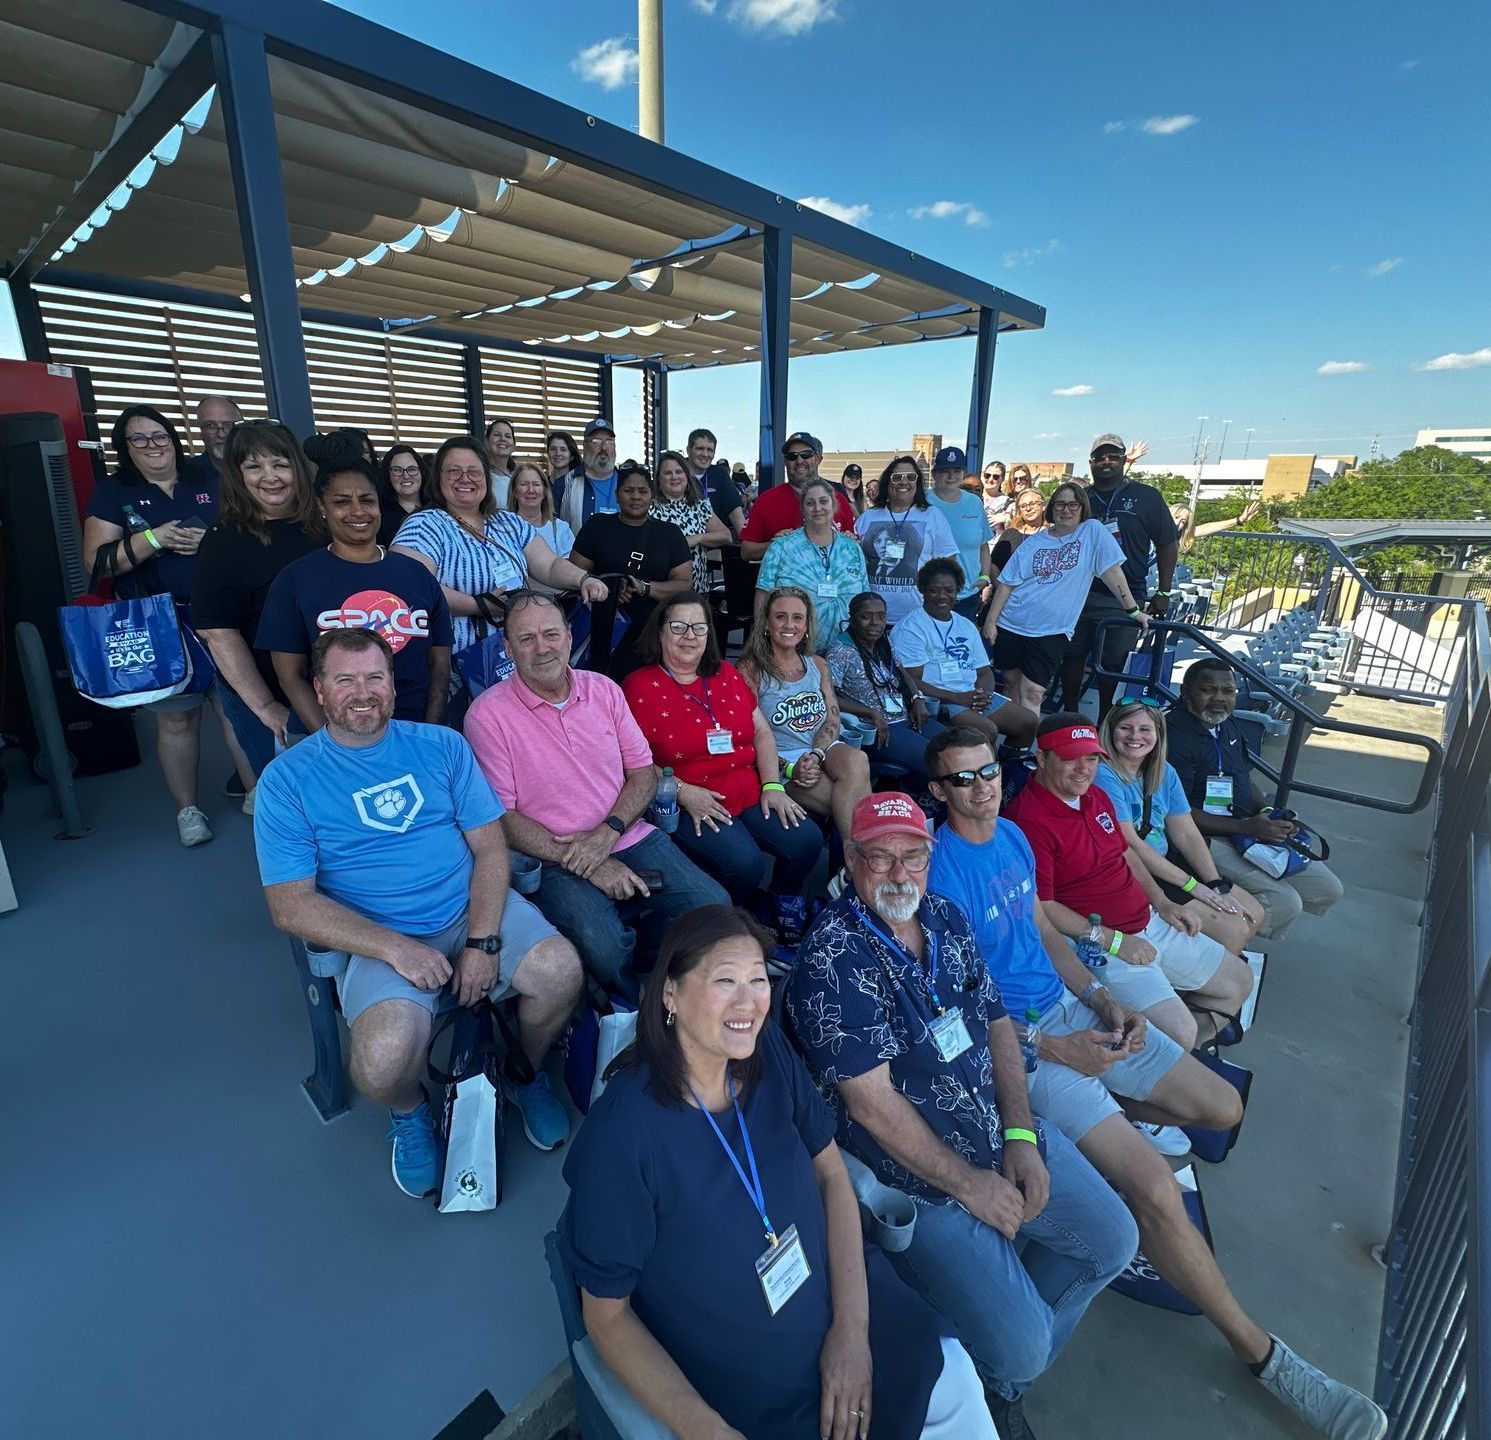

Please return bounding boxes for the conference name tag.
[707,727,735,755]
[929,1008,973,1062]
[936,661,970,687]
[883,540,906,562]
[1106,520,1122,541]
[817,581,837,599]
[1204,775,1234,814]
[755,1223,812,1316]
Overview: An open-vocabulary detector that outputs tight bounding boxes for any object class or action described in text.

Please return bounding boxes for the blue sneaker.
[386,1101,438,1198]
[505,1072,570,1151]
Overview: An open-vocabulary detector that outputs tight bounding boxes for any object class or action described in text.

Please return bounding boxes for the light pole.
[639,0,664,142]
[1188,417,1209,514]
[1243,427,1256,460]
[1216,419,1232,465]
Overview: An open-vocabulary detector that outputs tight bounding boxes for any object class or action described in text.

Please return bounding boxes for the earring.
[665,1009,675,1028]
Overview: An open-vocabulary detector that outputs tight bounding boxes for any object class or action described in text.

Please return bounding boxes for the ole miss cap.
[850,791,932,845]
[1037,723,1109,760]
[781,431,822,456]
[933,445,968,472]
[584,418,616,438]
[1090,432,1126,457]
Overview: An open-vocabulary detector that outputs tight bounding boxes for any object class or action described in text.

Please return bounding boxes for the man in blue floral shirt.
[784,791,1138,1438]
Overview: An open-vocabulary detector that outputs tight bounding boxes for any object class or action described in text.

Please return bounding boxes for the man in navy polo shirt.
[785,792,1137,1439]
[685,426,745,537]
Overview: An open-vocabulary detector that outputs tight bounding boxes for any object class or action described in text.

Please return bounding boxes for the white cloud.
[1052,384,1095,397]
[1003,238,1063,268]
[1416,348,1491,373]
[690,0,719,11]
[728,0,837,35]
[908,199,990,227]
[1034,431,1062,439]
[1103,120,1127,134]
[1400,58,1419,71]
[799,195,871,226]
[572,38,639,90]
[1366,257,1405,276]
[1317,360,1369,376]
[1140,114,1199,135]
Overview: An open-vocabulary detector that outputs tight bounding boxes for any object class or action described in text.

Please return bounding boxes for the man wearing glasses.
[193,394,242,478]
[927,726,1389,1439]
[785,792,1137,1440]
[464,593,726,1002]
[739,432,856,560]
[556,418,622,532]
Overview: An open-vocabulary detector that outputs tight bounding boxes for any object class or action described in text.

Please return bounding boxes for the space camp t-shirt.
[255,548,453,720]
[253,720,502,937]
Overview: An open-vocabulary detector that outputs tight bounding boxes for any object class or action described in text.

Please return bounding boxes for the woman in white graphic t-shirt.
[981,481,1148,711]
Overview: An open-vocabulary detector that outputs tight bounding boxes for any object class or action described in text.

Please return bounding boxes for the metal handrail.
[1093,619,1444,815]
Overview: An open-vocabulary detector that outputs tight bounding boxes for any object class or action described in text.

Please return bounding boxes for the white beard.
[873,883,920,924]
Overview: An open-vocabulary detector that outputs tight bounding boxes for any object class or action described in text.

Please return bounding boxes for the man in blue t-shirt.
[253,627,583,1198]
[926,445,994,621]
[924,726,1388,1438]
[556,418,620,532]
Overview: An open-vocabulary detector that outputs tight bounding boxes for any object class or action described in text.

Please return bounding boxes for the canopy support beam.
[8,274,52,363]
[461,344,485,437]
[964,305,998,475]
[757,226,791,493]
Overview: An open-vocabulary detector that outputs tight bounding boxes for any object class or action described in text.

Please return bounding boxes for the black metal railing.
[1375,601,1491,1438]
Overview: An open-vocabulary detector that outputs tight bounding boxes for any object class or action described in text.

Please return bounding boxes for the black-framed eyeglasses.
[126,432,172,449]
[784,450,815,463]
[198,420,235,434]
[1052,499,1083,510]
[666,620,711,637]
[388,464,422,478]
[934,761,1001,789]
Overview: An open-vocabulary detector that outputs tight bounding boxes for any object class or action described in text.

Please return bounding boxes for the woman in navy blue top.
[563,906,983,1440]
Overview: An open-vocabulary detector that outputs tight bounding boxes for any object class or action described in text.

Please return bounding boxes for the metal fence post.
[757,225,792,492]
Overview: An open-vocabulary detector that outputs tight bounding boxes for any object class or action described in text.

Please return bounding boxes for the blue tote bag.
[60,594,203,708]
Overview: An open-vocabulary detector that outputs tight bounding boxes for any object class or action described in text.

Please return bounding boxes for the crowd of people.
[85,403,1371,1438]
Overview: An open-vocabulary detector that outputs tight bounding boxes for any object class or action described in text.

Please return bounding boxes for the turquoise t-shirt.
[928,489,994,598]
[1093,759,1190,858]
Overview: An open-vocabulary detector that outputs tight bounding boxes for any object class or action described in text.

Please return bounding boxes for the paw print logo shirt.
[253,720,503,936]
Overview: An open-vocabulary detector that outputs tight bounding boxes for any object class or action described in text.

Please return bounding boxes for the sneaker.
[385,1101,438,1198]
[505,1071,570,1151]
[242,785,256,818]
[176,806,213,847]
[225,769,247,798]
[1134,1121,1191,1156]
[984,1390,1037,1439]
[1255,1336,1387,1439]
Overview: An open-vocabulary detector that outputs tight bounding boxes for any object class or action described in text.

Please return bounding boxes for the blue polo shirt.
[929,820,1064,1020]
[784,889,1012,1204]
[86,466,220,601]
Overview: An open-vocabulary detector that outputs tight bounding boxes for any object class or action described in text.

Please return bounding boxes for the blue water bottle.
[1020,1007,1041,1074]
[652,767,679,834]
[1076,913,1108,969]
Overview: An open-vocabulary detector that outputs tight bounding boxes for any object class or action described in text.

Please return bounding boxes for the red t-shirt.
[740,481,857,546]
[622,662,762,817]
[1003,776,1151,933]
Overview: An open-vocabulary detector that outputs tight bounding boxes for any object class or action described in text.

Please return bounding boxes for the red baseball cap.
[1038,723,1109,760]
[850,792,931,845]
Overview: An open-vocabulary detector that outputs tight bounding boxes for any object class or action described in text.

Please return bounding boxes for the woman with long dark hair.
[854,456,958,624]
[545,429,583,507]
[376,443,426,547]
[485,416,519,505]
[563,904,993,1440]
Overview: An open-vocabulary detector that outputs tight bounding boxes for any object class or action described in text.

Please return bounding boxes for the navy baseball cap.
[781,431,822,456]
[584,418,616,438]
[933,445,968,472]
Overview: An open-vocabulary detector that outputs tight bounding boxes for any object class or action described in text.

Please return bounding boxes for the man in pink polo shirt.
[464,592,727,1000]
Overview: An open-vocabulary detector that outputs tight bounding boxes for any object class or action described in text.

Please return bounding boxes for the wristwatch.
[1080,979,1107,1004]
[464,935,501,955]
[604,815,626,835]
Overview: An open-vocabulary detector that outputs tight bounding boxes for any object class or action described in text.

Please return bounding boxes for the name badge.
[928,1008,973,1062]
[1106,520,1122,541]
[707,727,735,755]
[883,540,906,562]
[884,691,905,718]
[936,661,969,687]
[817,581,837,598]
[1203,774,1234,814]
[755,1223,812,1316]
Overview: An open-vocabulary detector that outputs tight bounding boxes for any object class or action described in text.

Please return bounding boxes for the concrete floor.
[0,691,1440,1439]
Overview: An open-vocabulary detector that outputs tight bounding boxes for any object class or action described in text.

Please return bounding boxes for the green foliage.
[1285,447,1491,522]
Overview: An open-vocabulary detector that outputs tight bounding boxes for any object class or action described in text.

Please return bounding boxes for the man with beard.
[1168,658,1344,939]
[253,627,582,1197]
[556,418,621,532]
[193,394,242,479]
[784,792,1138,1439]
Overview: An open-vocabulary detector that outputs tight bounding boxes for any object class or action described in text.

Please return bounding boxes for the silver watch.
[1079,979,1107,1004]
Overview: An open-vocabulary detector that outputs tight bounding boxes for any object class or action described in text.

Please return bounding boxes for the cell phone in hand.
[634,869,665,892]
[179,513,209,530]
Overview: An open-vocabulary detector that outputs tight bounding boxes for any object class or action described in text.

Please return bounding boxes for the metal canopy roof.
[0,0,1044,374]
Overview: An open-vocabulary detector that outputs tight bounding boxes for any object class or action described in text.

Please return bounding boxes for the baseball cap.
[850,792,932,845]
[843,463,863,478]
[584,418,616,438]
[1037,723,1109,760]
[1090,433,1126,456]
[933,445,967,472]
[781,431,821,456]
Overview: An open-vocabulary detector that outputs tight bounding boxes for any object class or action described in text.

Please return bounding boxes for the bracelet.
[143,528,163,552]
[1182,875,1198,893]
[1153,590,1171,599]
[1107,929,1124,956]
[1079,979,1106,1003]
[1127,606,1143,619]
[783,761,796,780]
[761,782,786,793]
[1003,1128,1039,1146]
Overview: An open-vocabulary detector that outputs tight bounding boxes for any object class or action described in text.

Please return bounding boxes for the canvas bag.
[427,1002,508,1213]
[453,592,516,699]
[1109,1165,1213,1314]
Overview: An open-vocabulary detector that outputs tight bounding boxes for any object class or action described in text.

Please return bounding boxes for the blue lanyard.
[1211,728,1226,773]
[664,666,719,724]
[889,507,913,538]
[1089,483,1128,522]
[691,1081,777,1246]
[932,618,957,657]
[853,902,946,1013]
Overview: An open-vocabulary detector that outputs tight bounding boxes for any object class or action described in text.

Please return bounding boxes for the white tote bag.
[439,1072,500,1213]
[590,1011,639,1107]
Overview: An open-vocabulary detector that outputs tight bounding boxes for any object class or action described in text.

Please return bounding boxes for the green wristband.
[1127,607,1143,619]
[143,528,163,552]
[1004,1128,1039,1146]
[761,782,786,794]
[1182,875,1198,893]
[1108,929,1124,956]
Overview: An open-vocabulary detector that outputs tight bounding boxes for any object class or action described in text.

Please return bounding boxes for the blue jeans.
[215,681,277,780]
[887,1124,1138,1398]
[533,830,728,1002]
[862,717,946,783]
[672,803,824,903]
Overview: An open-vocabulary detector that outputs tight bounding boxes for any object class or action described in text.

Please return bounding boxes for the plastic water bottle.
[1020,1007,1041,1074]
[1076,913,1108,969]
[652,767,679,834]
[121,503,149,534]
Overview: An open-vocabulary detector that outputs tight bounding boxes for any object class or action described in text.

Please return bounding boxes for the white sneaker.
[1133,1121,1191,1156]
[1256,1335,1387,1439]
[242,785,256,817]
[176,806,213,847]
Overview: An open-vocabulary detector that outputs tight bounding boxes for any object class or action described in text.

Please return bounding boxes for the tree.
[1286,446,1491,522]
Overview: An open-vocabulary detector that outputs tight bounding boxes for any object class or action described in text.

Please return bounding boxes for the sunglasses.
[934,761,1001,789]
[784,450,815,462]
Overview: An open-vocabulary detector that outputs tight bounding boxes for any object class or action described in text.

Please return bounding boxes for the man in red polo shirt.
[1004,712,1252,1051]
[739,431,856,560]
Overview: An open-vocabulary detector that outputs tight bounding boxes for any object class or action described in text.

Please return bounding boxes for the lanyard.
[853,902,946,1013]
[1210,728,1226,773]
[1088,483,1129,522]
[813,541,834,578]
[664,666,719,725]
[888,506,913,538]
[691,1081,777,1246]
[932,618,958,657]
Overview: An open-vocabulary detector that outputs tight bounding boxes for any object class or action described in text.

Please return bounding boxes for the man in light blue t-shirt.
[923,726,1388,1437]
[927,445,994,621]
[254,627,583,1198]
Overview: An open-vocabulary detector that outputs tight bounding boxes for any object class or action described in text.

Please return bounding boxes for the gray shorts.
[1028,991,1186,1142]
[320,898,559,1026]
[1090,911,1224,1012]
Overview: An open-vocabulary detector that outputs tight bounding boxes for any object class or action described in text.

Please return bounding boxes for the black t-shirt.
[86,466,220,601]
[1083,480,1177,600]
[191,519,322,700]
[572,515,690,676]
[1166,706,1260,813]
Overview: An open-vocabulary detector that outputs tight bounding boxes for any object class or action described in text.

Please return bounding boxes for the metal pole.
[757,226,792,492]
[16,622,89,840]
[9,275,52,363]
[461,344,486,437]
[964,306,998,473]
[638,0,665,142]
[651,363,670,462]
[598,361,615,423]
[211,23,315,440]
